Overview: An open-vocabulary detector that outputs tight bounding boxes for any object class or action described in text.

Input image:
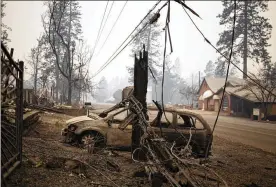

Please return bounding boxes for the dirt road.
[91,103,276,153]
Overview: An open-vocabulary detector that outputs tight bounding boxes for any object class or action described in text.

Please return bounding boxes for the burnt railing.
[1,42,24,184]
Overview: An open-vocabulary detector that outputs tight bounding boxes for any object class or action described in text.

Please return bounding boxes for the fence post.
[18,61,24,163]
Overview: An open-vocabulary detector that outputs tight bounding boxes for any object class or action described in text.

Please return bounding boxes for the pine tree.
[127,13,163,83]
[204,60,215,77]
[1,1,12,46]
[215,0,272,79]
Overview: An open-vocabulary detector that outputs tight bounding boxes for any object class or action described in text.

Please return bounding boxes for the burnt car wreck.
[61,103,213,157]
[60,88,227,187]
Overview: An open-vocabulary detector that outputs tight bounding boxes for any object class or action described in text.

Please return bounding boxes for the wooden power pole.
[132,44,149,160]
[243,0,248,79]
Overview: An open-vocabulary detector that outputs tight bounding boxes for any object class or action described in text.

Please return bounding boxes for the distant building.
[23,81,34,104]
[147,86,152,104]
[198,77,276,118]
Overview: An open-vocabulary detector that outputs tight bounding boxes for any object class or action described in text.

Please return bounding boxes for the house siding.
[198,79,213,110]
[271,104,276,115]
[217,91,231,114]
[230,95,254,117]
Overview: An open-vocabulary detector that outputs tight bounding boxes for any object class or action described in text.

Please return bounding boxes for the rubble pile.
[18,136,152,187]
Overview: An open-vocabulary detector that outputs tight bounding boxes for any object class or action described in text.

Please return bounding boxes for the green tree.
[215,0,272,79]
[1,1,12,45]
[127,13,163,83]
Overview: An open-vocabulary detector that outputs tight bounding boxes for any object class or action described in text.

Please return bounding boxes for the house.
[198,77,276,118]
[23,81,34,104]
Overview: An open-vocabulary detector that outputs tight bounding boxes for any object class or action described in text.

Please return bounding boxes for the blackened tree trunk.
[132,45,148,161]
[68,77,72,105]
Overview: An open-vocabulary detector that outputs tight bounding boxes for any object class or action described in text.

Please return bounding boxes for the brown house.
[198,77,276,118]
[197,77,243,113]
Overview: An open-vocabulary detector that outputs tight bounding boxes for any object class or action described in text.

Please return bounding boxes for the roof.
[199,77,276,103]
[204,76,246,93]
[225,86,258,102]
[225,86,276,103]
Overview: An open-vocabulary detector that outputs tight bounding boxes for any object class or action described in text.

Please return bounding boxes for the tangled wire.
[124,95,228,187]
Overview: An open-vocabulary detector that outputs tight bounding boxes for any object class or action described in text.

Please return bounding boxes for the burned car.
[61,106,213,157]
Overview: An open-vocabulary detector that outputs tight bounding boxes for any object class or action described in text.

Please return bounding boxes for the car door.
[106,110,132,147]
[166,113,208,154]
[150,111,177,137]
[160,113,193,146]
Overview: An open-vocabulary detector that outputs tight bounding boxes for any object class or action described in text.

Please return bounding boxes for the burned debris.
[58,46,226,186]
[2,0,276,186]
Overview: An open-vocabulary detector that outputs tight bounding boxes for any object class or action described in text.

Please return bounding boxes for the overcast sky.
[3,1,276,84]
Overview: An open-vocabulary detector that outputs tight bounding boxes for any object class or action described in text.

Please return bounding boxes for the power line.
[204,0,237,159]
[92,0,162,77]
[92,22,149,78]
[91,1,110,59]
[94,1,162,76]
[96,1,128,57]
[93,2,166,78]
[182,2,276,99]
[96,1,115,54]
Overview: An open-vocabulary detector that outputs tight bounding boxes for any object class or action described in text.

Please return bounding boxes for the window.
[193,117,204,129]
[161,112,173,124]
[110,109,128,122]
[177,115,193,128]
[177,114,205,129]
[222,96,229,111]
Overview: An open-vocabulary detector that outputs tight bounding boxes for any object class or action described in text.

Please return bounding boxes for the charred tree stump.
[132,44,149,160]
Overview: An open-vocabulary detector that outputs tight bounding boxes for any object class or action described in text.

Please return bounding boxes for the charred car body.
[61,104,213,157]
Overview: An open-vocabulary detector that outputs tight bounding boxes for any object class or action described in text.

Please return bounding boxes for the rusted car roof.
[147,106,210,128]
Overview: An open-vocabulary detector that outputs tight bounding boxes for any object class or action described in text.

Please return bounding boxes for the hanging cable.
[181,2,276,99]
[92,22,150,78]
[95,1,115,54]
[203,0,237,159]
[90,1,109,59]
[93,1,163,77]
[158,0,194,144]
[161,0,173,123]
[96,1,128,57]
[92,0,167,78]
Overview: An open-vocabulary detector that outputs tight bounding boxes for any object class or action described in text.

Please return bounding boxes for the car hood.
[66,116,93,125]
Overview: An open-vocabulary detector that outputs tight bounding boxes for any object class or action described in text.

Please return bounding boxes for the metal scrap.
[115,94,229,187]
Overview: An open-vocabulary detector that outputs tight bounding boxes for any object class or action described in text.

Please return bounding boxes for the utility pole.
[243,0,248,79]
[199,71,200,88]
[132,44,148,160]
[191,74,194,108]
[147,25,152,103]
[147,25,152,52]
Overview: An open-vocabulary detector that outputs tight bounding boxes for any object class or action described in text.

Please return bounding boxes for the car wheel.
[80,132,105,149]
